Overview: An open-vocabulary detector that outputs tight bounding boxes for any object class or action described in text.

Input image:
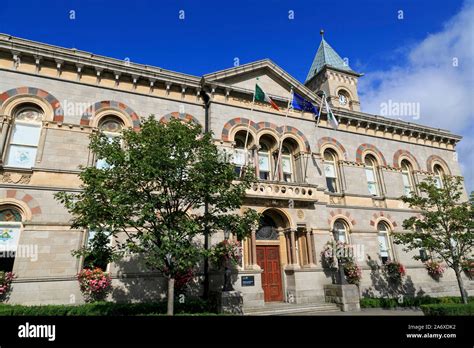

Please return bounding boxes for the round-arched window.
[5,104,44,168]
[333,219,349,243]
[323,149,339,193]
[0,207,23,272]
[377,221,393,264]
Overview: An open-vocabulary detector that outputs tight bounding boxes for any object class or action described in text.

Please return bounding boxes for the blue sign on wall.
[241,276,255,287]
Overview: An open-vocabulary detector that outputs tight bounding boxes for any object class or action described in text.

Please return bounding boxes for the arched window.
[258,135,278,181]
[433,164,444,188]
[333,219,349,243]
[96,116,124,169]
[5,104,44,168]
[281,145,294,182]
[232,131,252,177]
[323,149,340,193]
[256,215,279,240]
[364,154,380,196]
[0,207,22,272]
[377,221,393,264]
[401,159,415,196]
[258,143,271,180]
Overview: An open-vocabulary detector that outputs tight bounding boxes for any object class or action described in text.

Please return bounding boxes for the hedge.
[360,296,474,309]
[0,298,214,316]
[420,303,474,316]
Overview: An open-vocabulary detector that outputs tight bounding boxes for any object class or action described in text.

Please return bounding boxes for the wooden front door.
[256,245,283,302]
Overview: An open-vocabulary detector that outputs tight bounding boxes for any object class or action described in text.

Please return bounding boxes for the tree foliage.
[56,116,259,282]
[393,175,473,303]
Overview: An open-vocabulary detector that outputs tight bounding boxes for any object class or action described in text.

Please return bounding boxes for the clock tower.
[305,30,363,111]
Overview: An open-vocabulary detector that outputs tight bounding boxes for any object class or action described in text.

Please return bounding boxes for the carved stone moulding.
[0,170,32,184]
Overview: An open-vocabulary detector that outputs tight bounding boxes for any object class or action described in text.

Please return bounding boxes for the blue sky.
[1,0,473,192]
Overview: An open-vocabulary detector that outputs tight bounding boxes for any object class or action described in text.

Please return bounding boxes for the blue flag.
[291,91,319,115]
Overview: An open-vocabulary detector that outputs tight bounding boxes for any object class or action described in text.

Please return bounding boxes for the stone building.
[0,33,471,306]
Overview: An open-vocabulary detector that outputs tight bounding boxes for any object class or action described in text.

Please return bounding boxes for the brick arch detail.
[393,150,421,170]
[0,86,64,122]
[81,101,140,130]
[327,209,357,228]
[370,211,398,229]
[317,137,348,160]
[221,118,257,142]
[355,143,387,166]
[5,189,42,216]
[278,125,311,152]
[426,155,451,174]
[159,112,201,127]
[221,118,310,151]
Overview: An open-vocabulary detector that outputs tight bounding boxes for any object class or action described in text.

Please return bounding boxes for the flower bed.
[77,268,112,303]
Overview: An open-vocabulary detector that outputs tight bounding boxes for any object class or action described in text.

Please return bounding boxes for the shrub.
[360,296,474,309]
[421,303,474,316]
[0,298,214,316]
[77,268,112,303]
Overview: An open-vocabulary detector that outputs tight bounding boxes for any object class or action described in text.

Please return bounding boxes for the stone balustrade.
[245,181,318,201]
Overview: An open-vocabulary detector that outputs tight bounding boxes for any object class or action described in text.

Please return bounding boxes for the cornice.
[0,34,462,145]
[0,33,201,89]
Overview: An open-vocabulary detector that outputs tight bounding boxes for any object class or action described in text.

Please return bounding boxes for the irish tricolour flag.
[255,84,280,111]
[324,97,339,129]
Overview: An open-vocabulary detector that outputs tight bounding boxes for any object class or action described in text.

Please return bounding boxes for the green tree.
[393,175,473,304]
[56,117,259,315]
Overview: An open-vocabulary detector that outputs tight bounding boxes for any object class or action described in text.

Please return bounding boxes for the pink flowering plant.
[209,239,242,269]
[461,258,474,279]
[383,260,406,283]
[343,261,362,285]
[424,260,445,279]
[77,267,112,302]
[321,240,355,267]
[0,271,15,300]
[321,240,362,284]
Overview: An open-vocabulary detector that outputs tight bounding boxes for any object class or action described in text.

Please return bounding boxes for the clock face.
[338,93,348,105]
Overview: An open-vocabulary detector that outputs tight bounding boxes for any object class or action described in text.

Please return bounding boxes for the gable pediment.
[203,59,320,103]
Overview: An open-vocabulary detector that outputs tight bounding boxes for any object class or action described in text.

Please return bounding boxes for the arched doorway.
[255,209,289,302]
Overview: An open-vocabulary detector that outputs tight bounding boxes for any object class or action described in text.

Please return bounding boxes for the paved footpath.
[284,308,424,316]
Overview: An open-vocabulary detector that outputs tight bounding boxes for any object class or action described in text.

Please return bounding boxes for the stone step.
[243,302,340,316]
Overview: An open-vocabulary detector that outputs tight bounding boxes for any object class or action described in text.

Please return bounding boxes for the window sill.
[0,165,34,174]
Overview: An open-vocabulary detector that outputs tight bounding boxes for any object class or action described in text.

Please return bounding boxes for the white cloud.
[359,1,474,193]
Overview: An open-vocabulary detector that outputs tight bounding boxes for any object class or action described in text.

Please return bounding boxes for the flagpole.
[315,91,325,128]
[241,86,256,177]
[273,87,293,180]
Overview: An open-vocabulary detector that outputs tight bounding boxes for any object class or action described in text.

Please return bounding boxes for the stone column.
[285,231,292,264]
[0,116,12,163]
[306,229,316,267]
[250,227,260,269]
[290,229,298,266]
